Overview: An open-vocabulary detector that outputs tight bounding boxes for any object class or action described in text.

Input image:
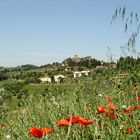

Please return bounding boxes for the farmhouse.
[81,70,90,76]
[96,65,108,70]
[73,70,90,78]
[73,71,82,78]
[54,74,65,83]
[39,76,51,83]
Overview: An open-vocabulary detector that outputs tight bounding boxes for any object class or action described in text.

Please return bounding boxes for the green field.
[0,70,140,140]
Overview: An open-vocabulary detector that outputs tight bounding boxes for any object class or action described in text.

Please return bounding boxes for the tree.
[0,70,8,81]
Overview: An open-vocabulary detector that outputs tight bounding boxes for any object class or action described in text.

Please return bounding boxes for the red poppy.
[109,112,117,120]
[103,112,109,118]
[57,119,69,127]
[107,97,113,105]
[124,106,137,114]
[127,126,133,134]
[41,128,54,134]
[30,127,43,139]
[66,116,80,124]
[108,105,117,111]
[82,119,93,127]
[83,119,93,125]
[138,96,140,102]
[128,106,137,112]
[2,122,6,128]
[65,116,93,127]
[137,105,140,110]
[97,106,106,113]
[78,117,93,127]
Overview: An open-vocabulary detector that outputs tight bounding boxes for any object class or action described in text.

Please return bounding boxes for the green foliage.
[117,56,140,71]
[1,72,140,139]
[3,81,25,96]
[63,57,102,68]
[0,71,8,81]
[24,77,41,84]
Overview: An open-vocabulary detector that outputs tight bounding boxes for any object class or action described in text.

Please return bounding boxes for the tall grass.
[1,74,140,139]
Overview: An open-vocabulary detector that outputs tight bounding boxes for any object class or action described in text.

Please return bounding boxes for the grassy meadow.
[0,69,140,140]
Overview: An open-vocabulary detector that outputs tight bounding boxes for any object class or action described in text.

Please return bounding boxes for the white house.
[81,70,90,76]
[39,77,51,83]
[73,71,82,78]
[54,75,65,83]
[73,70,90,78]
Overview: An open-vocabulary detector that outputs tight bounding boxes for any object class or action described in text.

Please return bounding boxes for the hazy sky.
[0,0,140,67]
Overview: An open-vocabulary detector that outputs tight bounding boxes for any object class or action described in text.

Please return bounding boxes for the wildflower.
[137,105,140,110]
[66,116,93,127]
[41,128,54,134]
[109,112,117,120]
[124,106,137,114]
[2,122,6,128]
[30,127,43,139]
[66,116,79,124]
[79,117,93,127]
[97,106,106,113]
[82,119,93,125]
[57,119,69,127]
[103,112,109,118]
[127,126,133,134]
[128,106,137,112]
[138,96,140,102]
[108,105,117,111]
[107,97,113,105]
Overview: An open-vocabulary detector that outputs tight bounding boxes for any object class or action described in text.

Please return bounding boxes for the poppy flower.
[41,128,54,134]
[57,119,69,127]
[126,106,137,113]
[83,119,93,125]
[108,105,117,111]
[79,118,93,127]
[109,112,117,120]
[30,127,43,139]
[103,112,109,118]
[97,106,106,113]
[137,105,140,110]
[66,116,80,124]
[138,96,140,102]
[107,97,113,105]
[2,122,6,128]
[66,116,93,127]
[127,126,133,134]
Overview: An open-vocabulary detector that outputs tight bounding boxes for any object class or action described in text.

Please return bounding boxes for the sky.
[0,0,140,67]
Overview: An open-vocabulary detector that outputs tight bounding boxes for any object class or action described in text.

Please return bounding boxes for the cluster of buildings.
[38,55,117,84]
[39,74,65,84]
[39,70,90,84]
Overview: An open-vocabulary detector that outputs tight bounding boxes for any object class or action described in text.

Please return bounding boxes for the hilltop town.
[0,55,118,84]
